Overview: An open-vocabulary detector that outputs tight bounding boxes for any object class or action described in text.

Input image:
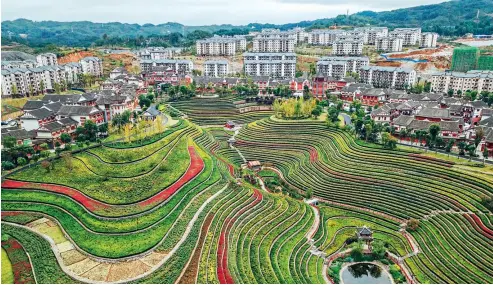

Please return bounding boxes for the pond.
[341,262,392,284]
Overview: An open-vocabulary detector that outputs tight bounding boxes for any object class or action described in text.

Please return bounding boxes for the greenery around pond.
[328,241,406,284]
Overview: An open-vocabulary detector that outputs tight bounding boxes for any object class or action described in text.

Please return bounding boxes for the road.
[340,113,352,126]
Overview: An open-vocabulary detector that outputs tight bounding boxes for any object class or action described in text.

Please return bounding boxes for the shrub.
[17,157,27,166]
[41,160,51,172]
[407,218,420,231]
[2,161,16,170]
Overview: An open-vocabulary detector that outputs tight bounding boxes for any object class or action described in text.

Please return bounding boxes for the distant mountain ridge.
[1,0,492,47]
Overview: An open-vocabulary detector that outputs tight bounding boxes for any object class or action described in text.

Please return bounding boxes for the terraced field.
[1,112,492,284]
[171,98,273,125]
[230,118,493,284]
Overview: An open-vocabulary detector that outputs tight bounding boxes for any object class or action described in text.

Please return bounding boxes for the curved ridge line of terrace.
[2,145,204,213]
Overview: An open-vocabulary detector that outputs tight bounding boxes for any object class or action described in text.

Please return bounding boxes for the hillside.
[1,0,492,48]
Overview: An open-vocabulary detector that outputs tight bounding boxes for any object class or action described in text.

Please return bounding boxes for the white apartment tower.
[354,27,389,45]
[289,27,309,43]
[359,66,417,89]
[430,70,493,95]
[332,40,364,56]
[390,28,422,46]
[140,59,193,74]
[203,60,229,77]
[375,37,403,52]
[252,32,296,53]
[196,35,246,56]
[80,57,103,77]
[420,32,439,48]
[317,56,370,80]
[36,53,58,66]
[243,52,296,79]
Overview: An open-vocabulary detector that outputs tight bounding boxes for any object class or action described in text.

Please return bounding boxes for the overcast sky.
[2,0,449,25]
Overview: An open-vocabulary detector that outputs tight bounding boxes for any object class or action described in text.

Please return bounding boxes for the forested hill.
[2,0,492,48]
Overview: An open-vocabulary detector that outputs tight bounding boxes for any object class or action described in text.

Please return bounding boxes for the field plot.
[171,97,273,126]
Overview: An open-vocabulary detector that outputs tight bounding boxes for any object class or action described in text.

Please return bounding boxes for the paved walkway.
[230,128,247,163]
[2,183,228,283]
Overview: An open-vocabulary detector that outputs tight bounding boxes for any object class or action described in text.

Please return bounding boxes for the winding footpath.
[1,183,229,283]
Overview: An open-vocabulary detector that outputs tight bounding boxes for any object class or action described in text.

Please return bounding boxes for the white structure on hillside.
[196,35,246,56]
[317,56,370,80]
[204,60,229,77]
[135,47,184,60]
[243,52,296,78]
[332,40,364,56]
[289,27,309,43]
[354,27,388,45]
[140,59,193,74]
[390,28,421,46]
[430,70,493,95]
[1,60,37,69]
[359,66,417,90]
[80,57,103,77]
[375,37,403,52]
[1,64,83,96]
[252,31,296,53]
[420,32,439,48]
[308,29,345,45]
[36,53,58,66]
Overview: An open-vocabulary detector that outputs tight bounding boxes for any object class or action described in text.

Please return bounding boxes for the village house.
[36,118,79,145]
[1,128,36,147]
[20,107,57,131]
[142,105,161,121]
[57,105,105,126]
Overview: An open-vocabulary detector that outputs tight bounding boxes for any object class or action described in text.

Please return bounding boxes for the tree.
[372,240,387,259]
[381,132,397,149]
[474,128,484,148]
[445,139,455,155]
[2,161,15,170]
[17,157,27,166]
[407,218,420,231]
[350,243,364,261]
[428,124,441,148]
[364,123,373,141]
[60,133,72,144]
[447,89,454,97]
[98,123,108,135]
[2,136,17,149]
[11,84,18,96]
[139,97,151,108]
[41,160,52,172]
[61,152,73,171]
[112,114,124,131]
[305,188,313,199]
[457,141,467,156]
[311,106,322,119]
[39,80,45,94]
[466,144,476,161]
[483,147,489,164]
[303,85,311,100]
[83,120,98,141]
[327,107,340,124]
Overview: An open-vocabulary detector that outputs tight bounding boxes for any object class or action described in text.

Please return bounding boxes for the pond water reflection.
[341,263,392,284]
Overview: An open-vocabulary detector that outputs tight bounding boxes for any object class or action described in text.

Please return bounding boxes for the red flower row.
[463,213,493,240]
[217,189,263,284]
[2,146,204,212]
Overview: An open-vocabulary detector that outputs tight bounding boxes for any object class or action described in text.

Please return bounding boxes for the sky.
[1,0,449,25]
